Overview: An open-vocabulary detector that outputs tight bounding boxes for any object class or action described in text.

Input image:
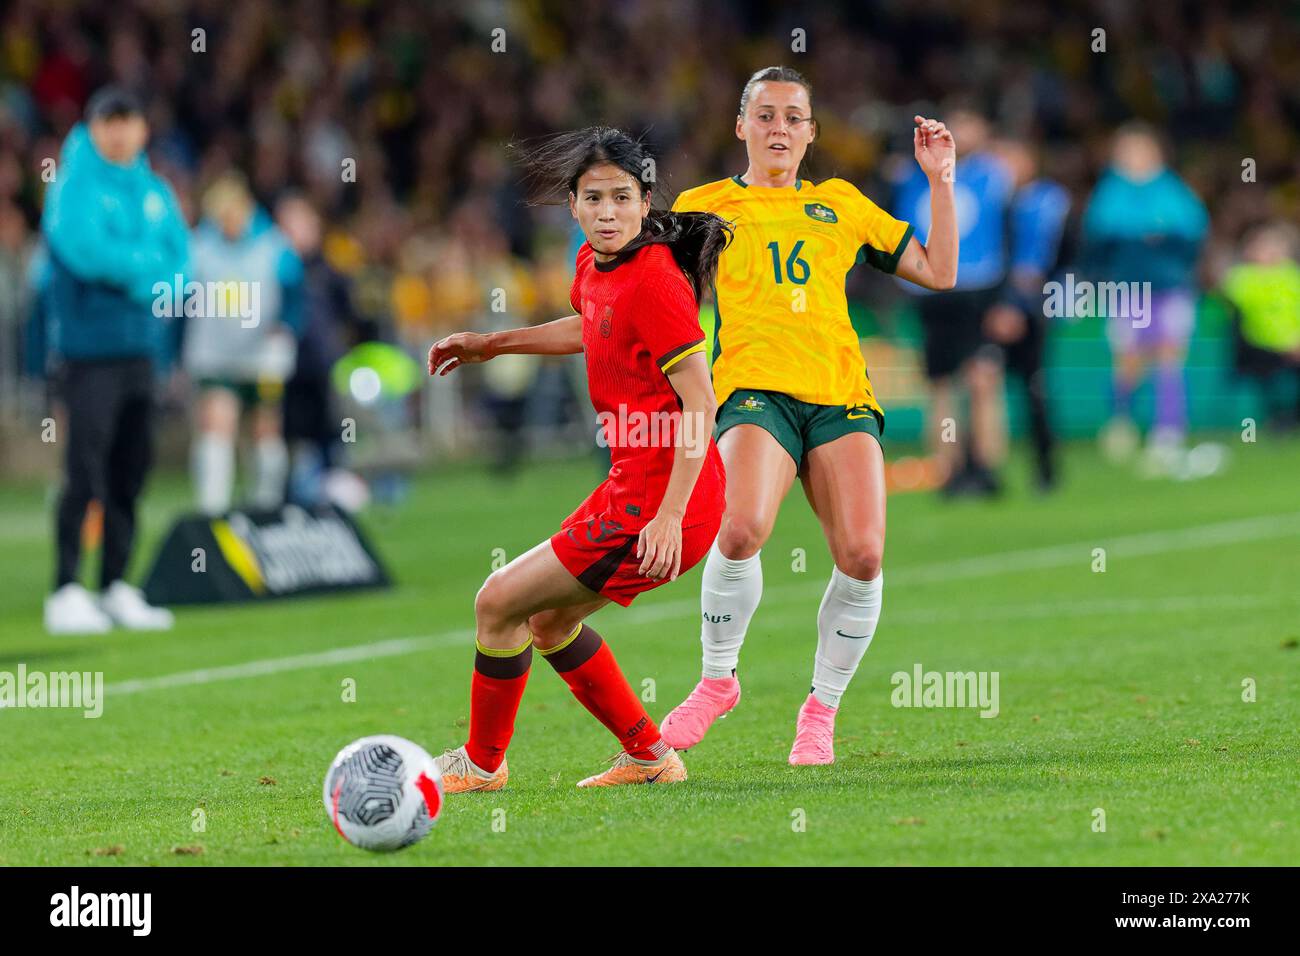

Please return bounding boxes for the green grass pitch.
[0,436,1296,866]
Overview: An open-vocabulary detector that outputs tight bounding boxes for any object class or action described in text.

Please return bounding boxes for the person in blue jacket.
[892,107,1015,497]
[1083,122,1209,475]
[982,136,1073,492]
[41,86,189,635]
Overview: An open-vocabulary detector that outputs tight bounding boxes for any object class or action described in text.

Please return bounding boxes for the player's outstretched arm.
[637,352,718,581]
[894,115,959,291]
[428,314,583,376]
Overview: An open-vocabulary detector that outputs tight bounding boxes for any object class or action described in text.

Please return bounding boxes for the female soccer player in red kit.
[427,128,731,789]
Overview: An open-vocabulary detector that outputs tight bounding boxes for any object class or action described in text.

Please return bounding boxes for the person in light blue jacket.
[1083,122,1209,474]
[181,172,303,515]
[40,86,189,635]
[43,108,189,368]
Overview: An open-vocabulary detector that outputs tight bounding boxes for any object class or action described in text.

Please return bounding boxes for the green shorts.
[197,377,284,408]
[716,389,884,471]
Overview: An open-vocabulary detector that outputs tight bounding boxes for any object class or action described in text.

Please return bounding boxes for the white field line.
[103,631,472,697]
[889,510,1300,587]
[884,592,1299,625]
[81,510,1300,699]
[623,510,1300,626]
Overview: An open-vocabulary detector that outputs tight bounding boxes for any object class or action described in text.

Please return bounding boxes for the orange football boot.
[576,748,687,788]
[435,746,508,793]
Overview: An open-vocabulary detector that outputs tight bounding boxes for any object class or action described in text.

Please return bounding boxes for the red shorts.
[550,481,722,607]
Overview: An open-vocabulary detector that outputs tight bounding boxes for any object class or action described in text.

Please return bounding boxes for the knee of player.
[473,572,514,628]
[717,514,768,559]
[197,399,239,434]
[965,360,1002,394]
[834,536,884,581]
[526,610,575,650]
[251,412,283,442]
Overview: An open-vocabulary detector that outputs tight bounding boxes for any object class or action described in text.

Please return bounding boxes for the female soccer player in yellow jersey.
[660,66,958,764]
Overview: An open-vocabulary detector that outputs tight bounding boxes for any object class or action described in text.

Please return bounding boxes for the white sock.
[251,436,289,509]
[193,433,234,516]
[811,567,884,709]
[699,543,763,679]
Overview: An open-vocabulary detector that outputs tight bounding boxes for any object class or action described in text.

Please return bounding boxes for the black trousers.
[1001,312,1055,484]
[283,372,339,467]
[55,357,156,589]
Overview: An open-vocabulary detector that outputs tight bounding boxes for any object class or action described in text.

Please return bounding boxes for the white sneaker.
[1139,427,1186,479]
[44,583,113,635]
[1099,416,1140,464]
[100,581,174,631]
[1175,442,1229,481]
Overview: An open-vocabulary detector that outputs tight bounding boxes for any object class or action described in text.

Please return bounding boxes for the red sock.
[538,625,667,761]
[465,638,532,773]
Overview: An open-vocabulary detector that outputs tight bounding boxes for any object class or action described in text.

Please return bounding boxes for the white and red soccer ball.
[323,735,443,852]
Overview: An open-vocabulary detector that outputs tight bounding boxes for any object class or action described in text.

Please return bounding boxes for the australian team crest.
[804,202,838,224]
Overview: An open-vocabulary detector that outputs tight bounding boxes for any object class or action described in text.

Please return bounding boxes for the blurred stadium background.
[1,0,1297,486]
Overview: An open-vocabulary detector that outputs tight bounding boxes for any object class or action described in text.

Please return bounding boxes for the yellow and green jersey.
[673,175,913,411]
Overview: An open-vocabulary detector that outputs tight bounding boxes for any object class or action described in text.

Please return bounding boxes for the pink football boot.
[660,676,741,750]
[788,693,837,765]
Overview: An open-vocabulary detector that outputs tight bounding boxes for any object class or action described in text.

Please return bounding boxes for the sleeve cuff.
[858,223,915,275]
[657,339,706,372]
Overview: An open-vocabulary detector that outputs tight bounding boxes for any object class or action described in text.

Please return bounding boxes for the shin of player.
[447,575,676,792]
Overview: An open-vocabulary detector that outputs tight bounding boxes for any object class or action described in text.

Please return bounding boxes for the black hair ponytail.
[511,126,732,301]
[620,209,731,301]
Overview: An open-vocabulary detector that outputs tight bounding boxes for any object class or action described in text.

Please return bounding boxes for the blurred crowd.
[1,0,1298,464]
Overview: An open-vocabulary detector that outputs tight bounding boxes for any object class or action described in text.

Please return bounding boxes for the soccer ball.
[323,735,443,852]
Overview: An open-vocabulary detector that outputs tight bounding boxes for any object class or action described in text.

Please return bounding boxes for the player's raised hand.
[913,115,956,182]
[636,513,683,582]
[428,331,496,376]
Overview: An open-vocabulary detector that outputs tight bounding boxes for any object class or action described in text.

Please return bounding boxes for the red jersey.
[569,241,726,529]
